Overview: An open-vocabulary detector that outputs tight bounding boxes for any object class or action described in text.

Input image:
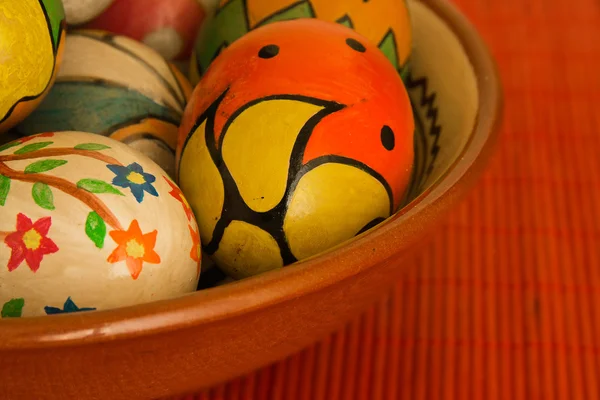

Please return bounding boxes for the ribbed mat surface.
[179,0,600,398]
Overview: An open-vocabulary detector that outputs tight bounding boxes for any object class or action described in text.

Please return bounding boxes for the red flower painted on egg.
[4,213,59,272]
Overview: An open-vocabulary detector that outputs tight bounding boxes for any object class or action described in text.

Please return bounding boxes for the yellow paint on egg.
[127,172,147,185]
[284,163,391,260]
[126,239,146,258]
[179,119,225,244]
[0,0,54,122]
[221,99,325,213]
[212,220,283,279]
[308,0,412,68]
[23,229,42,250]
[244,0,298,27]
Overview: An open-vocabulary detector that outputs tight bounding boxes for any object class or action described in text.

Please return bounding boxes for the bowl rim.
[0,0,503,350]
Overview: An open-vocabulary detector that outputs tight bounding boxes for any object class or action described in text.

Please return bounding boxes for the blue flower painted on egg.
[107,162,158,203]
[44,297,96,315]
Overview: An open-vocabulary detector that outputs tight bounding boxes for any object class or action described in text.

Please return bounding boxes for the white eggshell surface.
[0,132,200,317]
[62,0,114,25]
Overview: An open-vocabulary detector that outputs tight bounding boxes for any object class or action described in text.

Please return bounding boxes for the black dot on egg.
[345,38,366,53]
[258,44,279,59]
[381,125,395,151]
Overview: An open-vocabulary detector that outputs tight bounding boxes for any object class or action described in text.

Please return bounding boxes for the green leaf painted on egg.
[1,298,24,318]
[0,175,10,206]
[336,15,354,29]
[256,1,314,26]
[74,143,111,151]
[0,141,20,153]
[24,159,68,174]
[195,0,249,74]
[77,179,124,196]
[85,212,106,249]
[378,30,400,72]
[14,141,53,155]
[32,182,55,210]
[40,0,66,51]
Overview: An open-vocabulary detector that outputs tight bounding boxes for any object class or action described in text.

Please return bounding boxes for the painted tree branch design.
[0,161,122,230]
[0,147,122,165]
[0,135,166,281]
[0,137,125,248]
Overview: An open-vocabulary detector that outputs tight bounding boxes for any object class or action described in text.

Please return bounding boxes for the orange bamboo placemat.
[179,0,600,398]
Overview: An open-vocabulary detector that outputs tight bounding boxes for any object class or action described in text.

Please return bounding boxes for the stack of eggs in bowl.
[1,0,415,316]
[0,0,501,397]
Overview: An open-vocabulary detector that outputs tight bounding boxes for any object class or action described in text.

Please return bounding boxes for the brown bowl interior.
[0,0,502,398]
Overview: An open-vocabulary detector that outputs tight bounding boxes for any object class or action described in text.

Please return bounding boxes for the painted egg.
[15,30,193,179]
[177,19,414,279]
[82,0,208,60]
[190,0,412,84]
[0,0,66,134]
[61,0,114,25]
[0,131,200,318]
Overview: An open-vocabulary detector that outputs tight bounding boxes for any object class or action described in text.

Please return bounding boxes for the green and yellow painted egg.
[190,0,412,84]
[0,0,66,134]
[0,131,200,318]
[178,19,414,279]
[15,30,193,178]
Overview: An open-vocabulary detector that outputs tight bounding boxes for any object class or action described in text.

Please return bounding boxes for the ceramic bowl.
[0,0,502,398]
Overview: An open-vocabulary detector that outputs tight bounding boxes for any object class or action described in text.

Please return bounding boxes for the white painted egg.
[62,0,114,25]
[0,131,200,318]
[16,30,193,179]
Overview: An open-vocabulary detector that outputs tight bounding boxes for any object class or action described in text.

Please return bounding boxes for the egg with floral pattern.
[0,131,200,318]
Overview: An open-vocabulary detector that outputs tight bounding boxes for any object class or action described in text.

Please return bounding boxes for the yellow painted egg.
[0,0,66,134]
[15,30,193,179]
[190,0,412,84]
[0,131,200,317]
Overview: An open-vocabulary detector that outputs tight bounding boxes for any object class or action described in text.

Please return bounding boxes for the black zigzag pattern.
[404,72,442,179]
[336,14,355,28]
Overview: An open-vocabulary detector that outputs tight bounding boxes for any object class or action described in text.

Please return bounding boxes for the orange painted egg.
[0,132,200,317]
[190,0,412,84]
[0,0,66,134]
[177,19,414,279]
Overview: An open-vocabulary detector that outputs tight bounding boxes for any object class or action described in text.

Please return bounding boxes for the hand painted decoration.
[190,0,412,84]
[82,0,207,60]
[0,0,66,134]
[0,132,201,317]
[177,19,414,279]
[15,30,193,179]
[61,0,114,25]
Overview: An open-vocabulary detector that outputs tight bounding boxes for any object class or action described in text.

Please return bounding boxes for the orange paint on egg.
[179,19,414,210]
